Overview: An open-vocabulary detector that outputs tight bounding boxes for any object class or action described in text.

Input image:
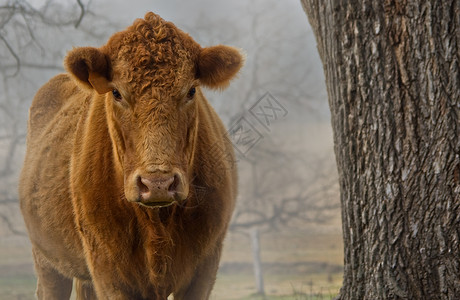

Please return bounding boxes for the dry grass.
[212,230,343,299]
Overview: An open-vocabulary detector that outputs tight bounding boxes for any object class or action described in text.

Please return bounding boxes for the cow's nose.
[138,175,175,193]
[136,173,185,204]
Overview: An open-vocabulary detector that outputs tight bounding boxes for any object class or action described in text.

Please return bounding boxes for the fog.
[0,0,341,298]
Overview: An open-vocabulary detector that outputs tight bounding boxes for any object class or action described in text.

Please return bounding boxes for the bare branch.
[0,197,18,204]
[0,34,20,77]
[19,8,45,53]
[0,212,26,236]
[74,0,85,28]
[230,144,339,233]
[1,62,63,71]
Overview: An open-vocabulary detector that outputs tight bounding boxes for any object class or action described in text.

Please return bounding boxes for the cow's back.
[19,74,91,279]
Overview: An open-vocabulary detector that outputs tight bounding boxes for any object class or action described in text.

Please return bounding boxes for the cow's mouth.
[138,201,175,208]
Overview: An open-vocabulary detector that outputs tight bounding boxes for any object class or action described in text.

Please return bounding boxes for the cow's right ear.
[64,47,112,94]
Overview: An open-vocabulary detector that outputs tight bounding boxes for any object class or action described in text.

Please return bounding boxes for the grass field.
[0,229,343,300]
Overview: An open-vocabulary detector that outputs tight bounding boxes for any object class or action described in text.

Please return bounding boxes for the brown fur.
[19,12,243,299]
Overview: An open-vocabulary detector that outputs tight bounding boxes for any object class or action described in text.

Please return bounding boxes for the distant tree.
[302,1,460,298]
[225,132,338,295]
[231,144,338,233]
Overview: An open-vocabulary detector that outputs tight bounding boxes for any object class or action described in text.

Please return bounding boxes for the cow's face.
[65,13,243,207]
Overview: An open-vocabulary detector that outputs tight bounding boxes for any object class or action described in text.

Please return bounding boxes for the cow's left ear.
[197,45,245,90]
[64,47,112,94]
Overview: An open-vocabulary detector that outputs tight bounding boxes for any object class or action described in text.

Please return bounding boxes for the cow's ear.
[197,45,244,90]
[65,47,112,94]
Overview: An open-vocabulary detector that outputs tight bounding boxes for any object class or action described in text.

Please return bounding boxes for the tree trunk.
[301,1,460,299]
[250,228,265,296]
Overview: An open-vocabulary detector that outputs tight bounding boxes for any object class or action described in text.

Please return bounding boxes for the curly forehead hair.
[104,12,201,95]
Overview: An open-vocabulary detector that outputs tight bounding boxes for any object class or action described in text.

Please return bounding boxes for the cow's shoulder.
[195,96,237,191]
[28,73,87,137]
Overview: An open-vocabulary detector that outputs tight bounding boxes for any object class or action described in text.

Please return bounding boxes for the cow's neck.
[72,93,125,208]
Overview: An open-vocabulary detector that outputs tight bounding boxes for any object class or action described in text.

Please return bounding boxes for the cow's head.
[65,12,243,207]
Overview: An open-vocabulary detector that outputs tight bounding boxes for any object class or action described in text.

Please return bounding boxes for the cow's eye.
[112,89,122,101]
[186,87,196,100]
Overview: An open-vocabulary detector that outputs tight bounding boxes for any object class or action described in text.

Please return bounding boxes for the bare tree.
[231,145,338,232]
[302,1,460,299]
[224,132,339,295]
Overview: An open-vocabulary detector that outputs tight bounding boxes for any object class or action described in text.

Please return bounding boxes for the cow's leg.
[84,252,143,300]
[32,247,73,300]
[174,244,223,300]
[75,279,98,300]
[83,259,122,300]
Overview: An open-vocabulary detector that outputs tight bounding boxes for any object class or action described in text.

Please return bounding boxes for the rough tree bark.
[301,1,460,299]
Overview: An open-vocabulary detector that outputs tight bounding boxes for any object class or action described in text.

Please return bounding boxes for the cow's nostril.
[137,176,149,194]
[168,175,179,192]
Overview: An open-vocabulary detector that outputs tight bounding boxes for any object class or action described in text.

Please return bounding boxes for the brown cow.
[19,12,243,299]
